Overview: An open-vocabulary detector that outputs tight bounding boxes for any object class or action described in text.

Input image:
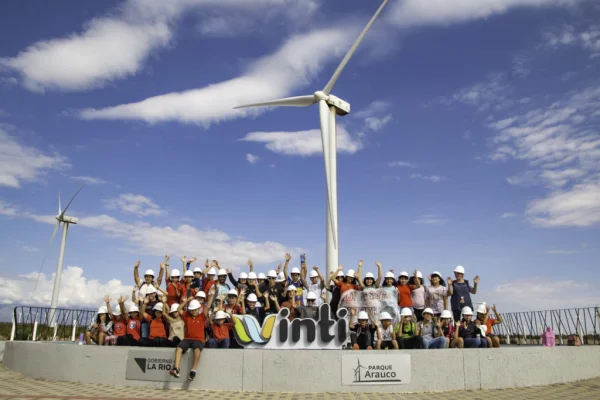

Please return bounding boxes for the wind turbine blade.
[319,100,337,250]
[234,95,316,109]
[58,190,61,215]
[323,0,390,94]
[59,185,84,218]
[34,221,60,291]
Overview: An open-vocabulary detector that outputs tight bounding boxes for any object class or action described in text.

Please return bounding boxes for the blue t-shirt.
[450,280,473,311]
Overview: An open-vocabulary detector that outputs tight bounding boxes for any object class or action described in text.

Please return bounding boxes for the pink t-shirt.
[427,285,448,314]
[411,286,427,310]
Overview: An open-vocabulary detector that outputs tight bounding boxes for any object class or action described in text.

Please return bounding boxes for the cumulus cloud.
[240,126,362,156]
[246,153,260,164]
[0,127,69,188]
[102,194,163,217]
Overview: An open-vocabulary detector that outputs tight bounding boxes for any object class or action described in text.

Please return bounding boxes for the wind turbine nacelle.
[326,94,350,116]
[61,216,79,224]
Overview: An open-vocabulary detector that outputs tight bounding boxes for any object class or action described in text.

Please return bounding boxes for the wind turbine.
[234,0,390,281]
[35,185,84,326]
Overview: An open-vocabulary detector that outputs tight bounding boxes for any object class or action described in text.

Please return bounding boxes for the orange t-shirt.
[485,318,496,335]
[112,317,126,336]
[166,282,181,306]
[126,318,141,340]
[280,301,301,321]
[144,314,167,339]
[204,280,216,295]
[211,322,233,341]
[397,285,415,307]
[335,280,362,296]
[182,311,206,342]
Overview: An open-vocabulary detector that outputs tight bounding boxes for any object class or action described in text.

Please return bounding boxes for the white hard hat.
[384,272,395,279]
[431,271,442,279]
[112,308,122,316]
[380,311,392,320]
[218,269,227,276]
[214,310,227,320]
[416,271,423,279]
[228,289,238,296]
[247,293,258,302]
[277,272,285,282]
[454,265,465,274]
[152,303,164,312]
[145,286,157,295]
[364,272,375,279]
[193,267,202,273]
[423,308,434,315]
[357,311,369,320]
[306,292,317,300]
[183,270,193,277]
[248,272,257,280]
[169,304,180,314]
[440,310,453,319]
[208,267,217,275]
[195,290,206,298]
[129,305,139,313]
[257,273,266,280]
[401,308,413,317]
[144,269,155,277]
[462,306,473,316]
[347,269,355,278]
[239,272,248,279]
[337,271,345,277]
[187,299,201,311]
[309,270,319,278]
[267,270,277,278]
[399,271,409,278]
[97,306,108,314]
[291,267,301,274]
[287,285,297,291]
[477,304,487,314]
[170,269,181,277]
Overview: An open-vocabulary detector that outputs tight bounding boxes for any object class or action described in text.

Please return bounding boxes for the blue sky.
[0,0,599,312]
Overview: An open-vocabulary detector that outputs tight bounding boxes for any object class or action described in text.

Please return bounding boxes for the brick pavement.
[0,364,599,399]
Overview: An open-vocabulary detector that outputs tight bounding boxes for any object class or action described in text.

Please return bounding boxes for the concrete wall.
[3,342,600,393]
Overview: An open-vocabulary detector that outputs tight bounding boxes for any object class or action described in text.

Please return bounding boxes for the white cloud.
[22,245,39,253]
[438,73,512,112]
[544,24,600,57]
[545,249,580,254]
[246,153,260,164]
[364,115,393,132]
[0,201,19,217]
[500,212,517,219]
[70,175,107,185]
[103,193,163,217]
[413,214,447,225]
[240,125,362,156]
[77,27,353,125]
[527,183,600,227]
[354,101,392,119]
[389,161,416,168]
[0,0,318,92]
[0,266,131,308]
[388,0,582,28]
[0,127,69,188]
[492,279,600,312]
[410,173,446,183]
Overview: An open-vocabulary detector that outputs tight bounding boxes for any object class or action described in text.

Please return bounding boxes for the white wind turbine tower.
[235,0,390,281]
[35,185,84,327]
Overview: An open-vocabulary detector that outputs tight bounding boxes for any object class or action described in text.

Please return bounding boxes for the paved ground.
[0,364,599,399]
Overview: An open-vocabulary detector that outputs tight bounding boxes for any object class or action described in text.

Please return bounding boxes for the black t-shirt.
[351,324,376,347]
[259,282,284,313]
[246,307,265,325]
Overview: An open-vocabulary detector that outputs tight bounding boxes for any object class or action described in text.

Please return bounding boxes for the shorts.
[177,339,205,353]
[380,340,395,349]
[104,335,119,345]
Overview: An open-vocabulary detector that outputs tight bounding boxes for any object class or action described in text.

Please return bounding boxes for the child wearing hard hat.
[454,306,487,348]
[284,253,306,306]
[396,308,423,349]
[258,269,285,315]
[376,312,399,350]
[138,296,170,347]
[103,295,125,346]
[207,309,235,348]
[425,271,448,320]
[349,309,376,350]
[169,288,216,381]
[116,295,141,346]
[213,268,232,300]
[179,270,196,302]
[439,310,460,348]
[297,291,320,319]
[409,271,427,321]
[397,270,421,317]
[279,285,301,321]
[330,265,363,297]
[417,308,447,349]
[165,265,182,307]
[363,261,383,291]
[133,258,165,298]
[239,292,266,325]
[85,305,113,345]
[477,304,503,348]
[162,299,184,348]
[201,260,218,295]
[447,265,479,322]
[305,266,325,307]
[326,269,346,319]
[381,271,399,295]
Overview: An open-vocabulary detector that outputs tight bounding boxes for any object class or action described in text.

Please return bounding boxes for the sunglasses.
[268,277,276,280]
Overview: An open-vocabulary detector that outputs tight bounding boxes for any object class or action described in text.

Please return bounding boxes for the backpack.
[567,334,581,346]
[541,327,555,347]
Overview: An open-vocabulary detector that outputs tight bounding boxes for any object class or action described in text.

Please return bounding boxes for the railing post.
[32,321,38,341]
[53,323,59,341]
[9,314,15,341]
[71,320,77,342]
[506,333,510,345]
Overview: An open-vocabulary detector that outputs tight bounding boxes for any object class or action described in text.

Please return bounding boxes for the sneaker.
[188,370,196,381]
[169,367,180,378]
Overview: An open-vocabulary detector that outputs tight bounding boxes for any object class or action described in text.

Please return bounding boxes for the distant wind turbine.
[234,0,390,280]
[35,185,84,326]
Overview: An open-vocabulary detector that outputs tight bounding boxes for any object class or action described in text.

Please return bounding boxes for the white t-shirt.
[378,324,394,341]
[306,282,323,306]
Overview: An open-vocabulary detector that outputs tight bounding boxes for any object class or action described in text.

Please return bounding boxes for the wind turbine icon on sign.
[354,358,367,383]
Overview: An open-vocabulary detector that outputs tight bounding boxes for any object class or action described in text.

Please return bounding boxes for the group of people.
[84,254,502,381]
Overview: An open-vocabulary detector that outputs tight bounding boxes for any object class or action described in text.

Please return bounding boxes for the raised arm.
[248,259,254,272]
[283,253,291,280]
[140,298,149,320]
[413,269,421,289]
[157,261,165,287]
[329,265,343,286]
[269,294,280,312]
[446,277,454,296]
[133,260,141,286]
[356,260,365,288]
[104,295,112,315]
[205,286,216,316]
[492,304,502,324]
[178,296,190,314]
[315,266,325,289]
[227,269,239,287]
[118,296,128,319]
[471,275,479,295]
[375,261,383,287]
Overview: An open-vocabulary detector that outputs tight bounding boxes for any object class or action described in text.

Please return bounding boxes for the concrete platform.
[2,341,600,393]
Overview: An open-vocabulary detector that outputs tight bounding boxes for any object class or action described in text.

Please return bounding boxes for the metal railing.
[11,306,96,342]
[491,307,600,345]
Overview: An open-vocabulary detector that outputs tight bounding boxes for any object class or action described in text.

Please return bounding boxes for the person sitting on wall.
[85,305,113,345]
[138,296,170,347]
[477,304,503,348]
[240,292,265,325]
[396,308,423,349]
[417,308,447,349]
[164,264,182,307]
[349,309,375,350]
[439,310,461,348]
[133,258,165,298]
[116,295,141,346]
[376,311,399,350]
[207,310,235,349]
[455,306,487,348]
[169,288,216,381]
[297,291,319,320]
[279,285,301,321]
[162,300,184,348]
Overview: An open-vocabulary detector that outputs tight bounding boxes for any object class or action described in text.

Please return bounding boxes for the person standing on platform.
[426,271,448,320]
[448,265,479,322]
